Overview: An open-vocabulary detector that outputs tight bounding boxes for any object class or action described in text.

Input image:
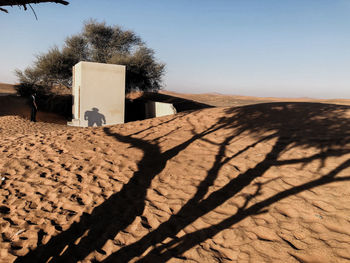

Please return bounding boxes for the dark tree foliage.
[16,20,166,95]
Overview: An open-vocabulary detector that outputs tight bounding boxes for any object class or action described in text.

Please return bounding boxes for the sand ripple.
[1,102,350,262]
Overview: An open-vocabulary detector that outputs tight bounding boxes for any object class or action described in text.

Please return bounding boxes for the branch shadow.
[102,102,350,262]
[16,112,227,262]
[16,102,350,262]
[131,161,350,263]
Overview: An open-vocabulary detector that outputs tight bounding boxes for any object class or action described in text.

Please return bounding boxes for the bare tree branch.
[0,0,69,13]
[0,0,69,6]
[28,3,38,20]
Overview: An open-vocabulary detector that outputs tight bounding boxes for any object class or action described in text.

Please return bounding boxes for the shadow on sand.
[16,102,350,262]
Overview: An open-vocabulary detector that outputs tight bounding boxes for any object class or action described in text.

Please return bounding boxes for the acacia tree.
[16,20,165,95]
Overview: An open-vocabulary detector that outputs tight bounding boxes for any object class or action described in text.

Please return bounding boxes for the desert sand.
[1,84,350,262]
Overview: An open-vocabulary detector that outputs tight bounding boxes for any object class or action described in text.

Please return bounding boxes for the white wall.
[145,101,177,118]
[69,61,125,127]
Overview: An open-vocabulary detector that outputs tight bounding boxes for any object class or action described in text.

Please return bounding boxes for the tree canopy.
[16,20,166,94]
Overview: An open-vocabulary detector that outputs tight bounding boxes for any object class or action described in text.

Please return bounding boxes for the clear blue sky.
[1,0,349,98]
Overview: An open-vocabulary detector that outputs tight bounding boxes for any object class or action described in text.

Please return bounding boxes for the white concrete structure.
[68,61,126,127]
[145,101,177,118]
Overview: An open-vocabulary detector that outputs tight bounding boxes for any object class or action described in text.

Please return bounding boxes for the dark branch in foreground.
[0,0,69,13]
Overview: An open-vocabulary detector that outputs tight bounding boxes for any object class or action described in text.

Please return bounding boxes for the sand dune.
[0,83,16,96]
[161,90,350,107]
[1,90,350,262]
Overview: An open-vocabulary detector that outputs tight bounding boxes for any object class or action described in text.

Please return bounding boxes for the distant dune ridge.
[0,83,16,96]
[1,83,350,262]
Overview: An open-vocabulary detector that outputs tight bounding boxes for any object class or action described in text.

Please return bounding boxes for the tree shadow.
[16,112,225,262]
[102,102,350,262]
[16,102,350,262]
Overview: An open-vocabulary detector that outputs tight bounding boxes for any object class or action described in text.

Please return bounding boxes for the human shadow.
[84,107,106,127]
[16,102,350,262]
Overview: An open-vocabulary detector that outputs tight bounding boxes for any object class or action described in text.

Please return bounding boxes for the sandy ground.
[0,83,17,96]
[161,90,350,107]
[1,84,350,262]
